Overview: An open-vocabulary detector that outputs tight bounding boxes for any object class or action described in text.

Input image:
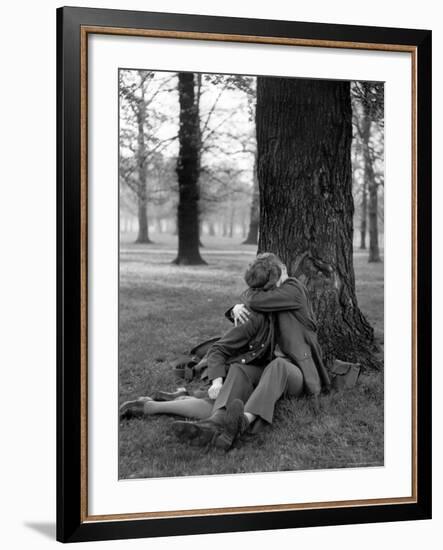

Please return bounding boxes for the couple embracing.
[120,253,331,451]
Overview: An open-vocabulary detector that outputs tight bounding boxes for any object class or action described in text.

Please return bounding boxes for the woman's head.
[244,253,287,290]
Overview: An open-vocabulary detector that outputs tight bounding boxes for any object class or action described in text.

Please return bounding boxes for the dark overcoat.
[242,278,331,395]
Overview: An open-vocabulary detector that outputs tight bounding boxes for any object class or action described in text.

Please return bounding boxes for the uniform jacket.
[242,278,331,395]
[205,311,274,381]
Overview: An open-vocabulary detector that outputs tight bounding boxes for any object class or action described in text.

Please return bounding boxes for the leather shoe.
[171,400,248,451]
[119,397,152,420]
[213,399,248,450]
[170,408,227,447]
[151,387,188,401]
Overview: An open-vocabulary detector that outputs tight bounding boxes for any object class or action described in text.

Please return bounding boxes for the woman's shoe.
[151,387,188,401]
[119,397,153,420]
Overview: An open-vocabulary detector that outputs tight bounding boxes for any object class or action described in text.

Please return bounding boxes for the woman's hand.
[208,377,223,400]
[232,303,250,326]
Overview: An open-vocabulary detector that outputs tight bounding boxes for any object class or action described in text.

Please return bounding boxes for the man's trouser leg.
[244,358,303,424]
[212,363,263,412]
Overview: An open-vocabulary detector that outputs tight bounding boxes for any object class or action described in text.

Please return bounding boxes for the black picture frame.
[57,6,432,543]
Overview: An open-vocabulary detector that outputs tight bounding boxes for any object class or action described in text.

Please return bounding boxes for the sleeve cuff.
[224,307,235,324]
[207,364,227,381]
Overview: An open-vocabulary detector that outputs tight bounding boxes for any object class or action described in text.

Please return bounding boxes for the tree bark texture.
[361,110,381,262]
[256,77,377,367]
[135,98,152,244]
[173,72,206,265]
[243,154,260,245]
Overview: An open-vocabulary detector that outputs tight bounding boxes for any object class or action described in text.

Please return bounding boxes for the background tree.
[256,77,378,367]
[199,161,251,239]
[119,70,177,243]
[351,126,368,249]
[243,154,260,244]
[120,70,258,250]
[352,82,384,262]
[196,74,256,243]
[173,72,206,265]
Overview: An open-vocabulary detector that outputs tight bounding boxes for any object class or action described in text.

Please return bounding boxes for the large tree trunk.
[256,77,378,367]
[243,154,260,245]
[135,98,152,244]
[173,72,206,265]
[361,110,381,262]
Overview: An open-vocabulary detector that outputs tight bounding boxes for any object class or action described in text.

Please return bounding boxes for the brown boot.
[213,399,249,451]
[171,402,249,451]
[170,409,227,447]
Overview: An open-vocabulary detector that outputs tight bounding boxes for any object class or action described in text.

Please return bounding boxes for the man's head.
[244,253,288,290]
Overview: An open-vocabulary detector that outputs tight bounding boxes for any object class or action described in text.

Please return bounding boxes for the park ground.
[119,233,384,479]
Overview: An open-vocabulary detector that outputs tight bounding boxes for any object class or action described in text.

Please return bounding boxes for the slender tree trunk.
[155,218,163,234]
[199,220,204,248]
[368,183,380,261]
[361,110,381,262]
[135,98,152,244]
[229,205,235,238]
[243,154,260,244]
[136,198,150,243]
[196,74,204,250]
[173,73,206,265]
[208,221,216,236]
[360,178,368,249]
[256,77,377,367]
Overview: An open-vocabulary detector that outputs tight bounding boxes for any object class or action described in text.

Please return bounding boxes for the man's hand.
[277,265,289,287]
[208,377,223,400]
[232,303,250,326]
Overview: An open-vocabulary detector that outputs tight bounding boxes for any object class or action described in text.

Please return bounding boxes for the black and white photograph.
[118,69,385,479]
[0,0,436,546]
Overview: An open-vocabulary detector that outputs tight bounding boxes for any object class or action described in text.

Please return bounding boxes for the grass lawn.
[119,233,384,479]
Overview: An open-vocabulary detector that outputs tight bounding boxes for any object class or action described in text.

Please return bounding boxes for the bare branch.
[200,83,228,139]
